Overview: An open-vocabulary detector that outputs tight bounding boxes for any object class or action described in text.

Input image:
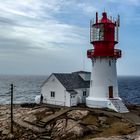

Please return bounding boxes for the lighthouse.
[86,12,128,113]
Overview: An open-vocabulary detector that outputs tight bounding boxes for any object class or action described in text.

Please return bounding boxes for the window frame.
[50,91,55,98]
[83,91,87,96]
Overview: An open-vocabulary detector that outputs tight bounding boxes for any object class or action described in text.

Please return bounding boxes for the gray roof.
[72,71,91,74]
[53,71,90,90]
[67,90,78,94]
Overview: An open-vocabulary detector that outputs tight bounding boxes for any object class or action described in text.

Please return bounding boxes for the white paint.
[41,74,70,107]
[70,94,77,106]
[86,57,121,109]
[41,74,89,107]
[35,95,41,104]
[75,88,89,104]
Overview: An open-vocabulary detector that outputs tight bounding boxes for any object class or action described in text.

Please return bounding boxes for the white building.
[41,71,90,107]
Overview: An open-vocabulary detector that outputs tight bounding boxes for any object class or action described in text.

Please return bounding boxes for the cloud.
[0,0,91,74]
[108,0,140,5]
[0,0,139,75]
[77,3,97,15]
[0,0,89,54]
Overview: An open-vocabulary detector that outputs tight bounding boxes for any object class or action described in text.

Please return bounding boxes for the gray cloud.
[0,37,41,53]
[0,0,139,75]
[0,16,17,26]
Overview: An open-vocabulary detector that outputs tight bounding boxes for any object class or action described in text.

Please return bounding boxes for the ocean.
[0,75,140,105]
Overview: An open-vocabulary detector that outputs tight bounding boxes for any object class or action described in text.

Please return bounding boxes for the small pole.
[96,12,98,23]
[11,84,14,134]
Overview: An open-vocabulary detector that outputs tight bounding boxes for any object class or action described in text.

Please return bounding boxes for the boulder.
[92,137,124,140]
[23,114,37,123]
[26,108,47,115]
[45,124,54,131]
[135,136,140,140]
[2,129,10,135]
[67,110,89,120]
[7,133,15,140]
[86,125,99,132]
[91,134,140,140]
[52,119,86,140]
[66,119,84,137]
[45,111,53,116]
[125,132,140,140]
[98,116,107,125]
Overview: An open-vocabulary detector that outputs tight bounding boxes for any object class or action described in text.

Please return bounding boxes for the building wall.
[89,57,119,99]
[70,93,77,106]
[75,88,89,104]
[65,91,70,107]
[41,74,70,107]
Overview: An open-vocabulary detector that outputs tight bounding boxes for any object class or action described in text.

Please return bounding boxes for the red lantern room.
[87,12,121,59]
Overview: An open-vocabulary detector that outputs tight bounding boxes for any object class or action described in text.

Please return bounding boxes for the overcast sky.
[0,0,140,75]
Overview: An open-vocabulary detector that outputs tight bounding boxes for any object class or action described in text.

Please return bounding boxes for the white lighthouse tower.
[86,12,128,113]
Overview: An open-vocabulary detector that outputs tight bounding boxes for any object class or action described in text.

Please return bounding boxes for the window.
[50,91,55,98]
[109,60,111,66]
[71,95,75,98]
[83,91,86,96]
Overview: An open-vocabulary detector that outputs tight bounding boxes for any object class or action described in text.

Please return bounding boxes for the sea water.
[0,75,140,105]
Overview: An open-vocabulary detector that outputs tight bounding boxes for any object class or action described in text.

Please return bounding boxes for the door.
[82,91,87,103]
[70,95,77,106]
[109,86,113,98]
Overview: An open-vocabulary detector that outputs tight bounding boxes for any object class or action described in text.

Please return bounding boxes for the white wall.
[75,88,89,104]
[41,74,70,107]
[89,57,119,99]
[65,91,70,107]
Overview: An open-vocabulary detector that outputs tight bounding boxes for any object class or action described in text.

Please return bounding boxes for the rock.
[66,119,84,137]
[121,118,128,123]
[91,136,126,140]
[52,119,86,140]
[24,114,37,123]
[45,111,53,116]
[86,125,99,132]
[0,128,3,133]
[26,108,47,115]
[135,136,140,140]
[98,116,107,124]
[126,132,140,140]
[101,124,110,128]
[45,124,54,131]
[14,113,21,117]
[67,110,89,120]
[2,129,10,135]
[7,133,15,140]
[91,134,140,140]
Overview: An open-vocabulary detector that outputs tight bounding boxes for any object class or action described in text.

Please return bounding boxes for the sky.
[0,0,140,76]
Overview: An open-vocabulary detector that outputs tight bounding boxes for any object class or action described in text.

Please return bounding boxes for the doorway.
[109,86,113,98]
[70,94,77,106]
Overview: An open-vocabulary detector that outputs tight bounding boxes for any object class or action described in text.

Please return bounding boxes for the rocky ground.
[0,104,140,140]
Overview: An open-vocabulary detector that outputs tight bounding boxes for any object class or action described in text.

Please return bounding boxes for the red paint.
[88,12,121,58]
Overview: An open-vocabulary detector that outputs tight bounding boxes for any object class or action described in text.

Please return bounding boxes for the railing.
[90,21,119,43]
[90,23,104,42]
[87,49,121,58]
[114,49,121,58]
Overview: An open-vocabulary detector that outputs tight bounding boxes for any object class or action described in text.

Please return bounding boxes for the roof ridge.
[53,73,71,75]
